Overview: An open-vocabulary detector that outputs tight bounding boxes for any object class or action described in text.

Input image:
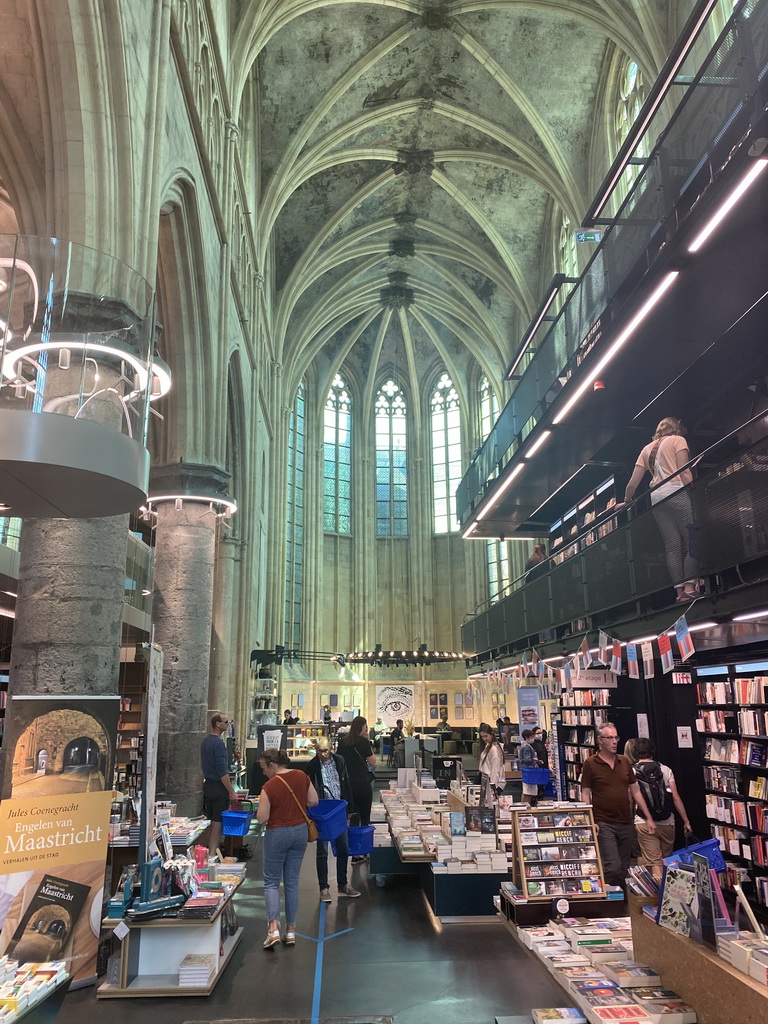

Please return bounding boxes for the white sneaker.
[319,888,332,902]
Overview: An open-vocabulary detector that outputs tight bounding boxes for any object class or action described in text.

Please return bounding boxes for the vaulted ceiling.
[238,1,693,399]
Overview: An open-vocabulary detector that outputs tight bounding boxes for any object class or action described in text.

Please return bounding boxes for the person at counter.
[283,709,298,725]
[200,713,238,856]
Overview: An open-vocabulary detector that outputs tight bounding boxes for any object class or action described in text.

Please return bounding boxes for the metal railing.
[461,427,768,659]
[458,0,768,525]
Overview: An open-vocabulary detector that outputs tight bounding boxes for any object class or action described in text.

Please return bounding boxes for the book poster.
[518,687,540,728]
[640,642,655,678]
[626,643,640,680]
[610,640,622,675]
[674,616,695,662]
[0,694,119,987]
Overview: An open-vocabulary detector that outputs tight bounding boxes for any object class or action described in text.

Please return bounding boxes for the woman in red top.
[256,748,319,948]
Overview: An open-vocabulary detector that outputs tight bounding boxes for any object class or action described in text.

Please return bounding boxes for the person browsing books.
[338,716,377,856]
[519,729,540,805]
[531,726,550,800]
[624,736,691,879]
[303,739,360,902]
[579,722,656,889]
[200,713,238,856]
[478,723,505,806]
[619,417,699,602]
[256,748,319,949]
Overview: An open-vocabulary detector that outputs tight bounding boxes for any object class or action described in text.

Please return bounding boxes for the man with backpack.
[627,736,692,879]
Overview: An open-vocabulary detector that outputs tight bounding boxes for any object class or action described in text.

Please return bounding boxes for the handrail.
[469,409,768,619]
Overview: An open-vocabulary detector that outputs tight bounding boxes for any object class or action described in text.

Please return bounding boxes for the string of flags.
[467,612,696,696]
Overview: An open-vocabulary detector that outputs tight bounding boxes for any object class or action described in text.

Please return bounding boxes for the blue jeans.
[263,823,308,923]
[316,829,349,889]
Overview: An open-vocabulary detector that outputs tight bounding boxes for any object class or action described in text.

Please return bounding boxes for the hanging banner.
[580,636,591,671]
[674,616,695,662]
[658,633,675,674]
[0,695,119,987]
[641,641,655,678]
[598,631,610,666]
[610,640,622,675]
[517,686,540,729]
[571,668,616,689]
[626,643,640,680]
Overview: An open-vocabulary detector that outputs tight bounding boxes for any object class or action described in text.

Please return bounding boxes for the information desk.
[97,886,242,998]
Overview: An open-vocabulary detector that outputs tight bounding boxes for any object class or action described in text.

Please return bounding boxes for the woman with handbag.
[256,748,319,949]
[620,417,699,602]
[338,717,376,859]
[478,723,506,807]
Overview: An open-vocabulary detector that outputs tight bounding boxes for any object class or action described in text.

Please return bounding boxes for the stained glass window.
[431,372,462,534]
[479,376,499,442]
[615,59,647,201]
[323,374,351,533]
[559,213,578,282]
[285,381,305,652]
[487,540,510,604]
[375,379,408,536]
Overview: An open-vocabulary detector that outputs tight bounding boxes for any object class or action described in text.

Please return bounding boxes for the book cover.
[449,811,466,836]
[480,807,496,834]
[6,874,91,963]
[641,1003,696,1024]
[602,962,661,987]
[656,866,699,939]
[533,1009,586,1024]
[465,807,482,832]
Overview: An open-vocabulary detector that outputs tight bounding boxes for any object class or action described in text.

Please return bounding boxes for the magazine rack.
[511,806,606,900]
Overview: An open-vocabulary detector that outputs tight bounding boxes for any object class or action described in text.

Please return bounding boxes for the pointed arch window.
[285,381,305,651]
[615,59,647,201]
[375,379,408,536]
[431,372,462,534]
[558,213,578,282]
[324,374,352,534]
[487,540,510,604]
[478,376,499,443]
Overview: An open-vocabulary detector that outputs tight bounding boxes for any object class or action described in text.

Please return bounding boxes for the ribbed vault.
[234,0,687,398]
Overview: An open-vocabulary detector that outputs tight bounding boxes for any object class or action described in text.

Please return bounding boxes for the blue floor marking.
[304,901,354,1024]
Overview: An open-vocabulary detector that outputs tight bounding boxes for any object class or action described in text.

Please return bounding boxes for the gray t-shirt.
[200,732,228,780]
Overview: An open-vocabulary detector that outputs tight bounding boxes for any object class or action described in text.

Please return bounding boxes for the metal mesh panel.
[550,556,585,622]
[523,575,550,630]
[581,535,633,615]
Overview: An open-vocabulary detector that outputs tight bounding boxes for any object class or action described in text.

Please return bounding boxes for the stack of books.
[177,892,221,919]
[178,953,217,987]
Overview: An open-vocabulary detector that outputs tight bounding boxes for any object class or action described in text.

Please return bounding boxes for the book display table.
[423,866,508,921]
[630,899,768,1024]
[96,887,242,998]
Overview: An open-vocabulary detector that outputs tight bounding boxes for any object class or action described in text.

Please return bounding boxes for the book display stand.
[97,885,242,998]
[512,808,606,901]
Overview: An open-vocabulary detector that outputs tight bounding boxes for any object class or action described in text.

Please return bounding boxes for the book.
[533,1010,587,1024]
[587,1008,651,1024]
[656,866,699,939]
[641,1003,696,1024]
[465,807,482,833]
[449,812,467,836]
[601,962,660,987]
[6,874,91,963]
[480,807,497,834]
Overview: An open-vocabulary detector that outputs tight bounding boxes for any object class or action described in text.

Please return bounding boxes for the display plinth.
[630,898,768,1024]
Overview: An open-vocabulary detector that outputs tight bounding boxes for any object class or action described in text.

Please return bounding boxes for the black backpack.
[634,760,673,821]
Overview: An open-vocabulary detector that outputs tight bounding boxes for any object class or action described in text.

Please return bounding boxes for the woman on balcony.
[622,417,699,602]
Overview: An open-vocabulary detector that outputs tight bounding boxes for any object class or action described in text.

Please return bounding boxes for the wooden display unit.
[97,887,241,998]
[284,724,328,761]
[512,806,606,899]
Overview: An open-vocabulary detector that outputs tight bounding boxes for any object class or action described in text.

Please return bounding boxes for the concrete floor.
[57,839,564,1024]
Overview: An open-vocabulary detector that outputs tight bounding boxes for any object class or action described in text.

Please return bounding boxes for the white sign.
[571,669,616,689]
[263,729,283,751]
[672,672,692,685]
[637,713,649,739]
[677,726,693,749]
[375,684,415,726]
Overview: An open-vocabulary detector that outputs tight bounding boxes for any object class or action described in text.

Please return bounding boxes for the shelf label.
[113,919,130,941]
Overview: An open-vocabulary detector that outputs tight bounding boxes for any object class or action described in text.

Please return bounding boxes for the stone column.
[10,516,129,697]
[209,535,240,713]
[149,463,232,815]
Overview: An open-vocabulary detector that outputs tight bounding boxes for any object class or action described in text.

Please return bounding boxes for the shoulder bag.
[356,742,376,780]
[275,773,318,842]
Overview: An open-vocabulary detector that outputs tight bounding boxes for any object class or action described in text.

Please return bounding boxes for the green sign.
[576,230,601,243]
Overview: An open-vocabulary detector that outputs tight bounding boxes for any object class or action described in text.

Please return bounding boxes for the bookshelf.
[284,724,328,760]
[114,663,146,799]
[511,806,606,899]
[548,475,621,567]
[557,687,612,800]
[697,673,768,911]
[248,669,278,736]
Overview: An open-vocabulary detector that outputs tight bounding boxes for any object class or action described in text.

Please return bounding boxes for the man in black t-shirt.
[389,719,405,767]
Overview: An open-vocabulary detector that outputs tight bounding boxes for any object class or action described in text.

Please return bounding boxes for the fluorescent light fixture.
[462,521,478,539]
[2,340,150,390]
[552,271,679,424]
[734,609,768,622]
[147,494,238,514]
[665,620,717,635]
[591,0,720,220]
[475,463,525,521]
[688,158,768,252]
[506,285,560,379]
[0,608,15,619]
[629,635,658,645]
[524,429,552,459]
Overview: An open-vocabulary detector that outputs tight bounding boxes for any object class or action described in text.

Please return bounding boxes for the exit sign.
[576,230,602,243]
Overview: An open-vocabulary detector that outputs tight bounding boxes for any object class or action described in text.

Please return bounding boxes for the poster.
[0,695,119,987]
[374,684,414,726]
[517,686,540,729]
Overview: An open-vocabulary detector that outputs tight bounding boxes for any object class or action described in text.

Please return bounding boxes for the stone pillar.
[9,516,129,697]
[149,462,232,815]
[209,535,240,712]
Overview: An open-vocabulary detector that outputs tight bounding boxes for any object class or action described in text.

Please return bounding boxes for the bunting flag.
[658,633,674,673]
[610,639,622,675]
[675,615,695,662]
[626,643,640,680]
[537,656,545,682]
[640,641,655,678]
[580,635,591,670]
[598,630,610,666]
[564,662,572,690]
[522,652,528,678]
